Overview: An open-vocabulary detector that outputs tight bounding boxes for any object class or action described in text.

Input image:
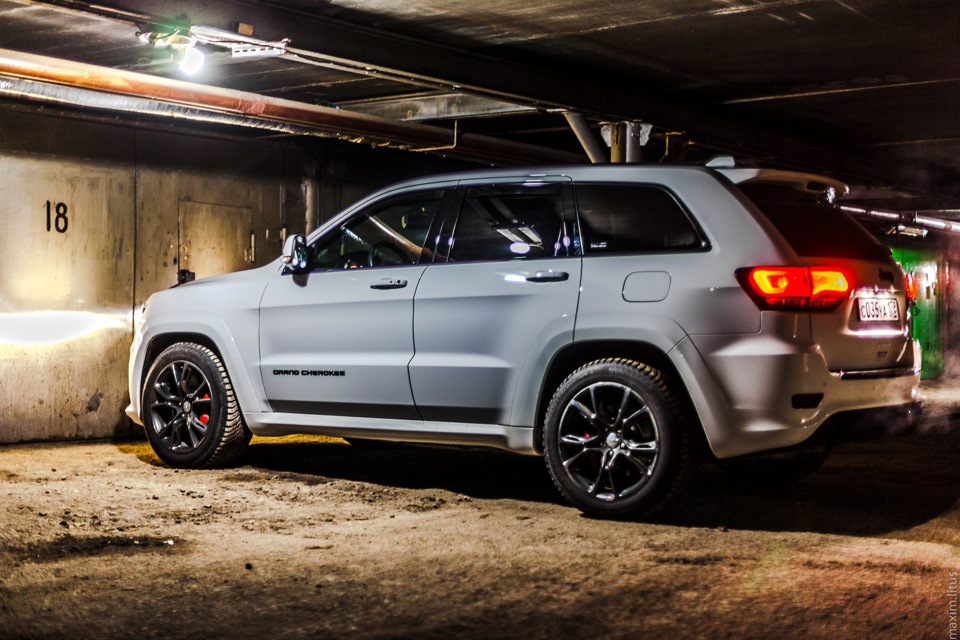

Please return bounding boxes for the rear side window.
[575,184,704,254]
[738,184,891,261]
[448,184,576,262]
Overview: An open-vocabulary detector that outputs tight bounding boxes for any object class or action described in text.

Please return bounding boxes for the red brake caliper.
[199,393,210,424]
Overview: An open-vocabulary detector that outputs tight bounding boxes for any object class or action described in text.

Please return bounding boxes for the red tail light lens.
[737,266,851,311]
[904,272,918,306]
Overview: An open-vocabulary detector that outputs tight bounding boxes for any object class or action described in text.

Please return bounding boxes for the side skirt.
[244,412,538,455]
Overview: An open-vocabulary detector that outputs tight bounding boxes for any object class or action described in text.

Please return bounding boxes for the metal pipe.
[0,48,582,166]
[562,111,607,164]
[624,121,643,163]
[838,205,960,235]
[610,123,626,164]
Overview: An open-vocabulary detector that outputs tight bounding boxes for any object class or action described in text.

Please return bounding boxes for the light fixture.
[895,225,929,238]
[176,46,205,75]
[136,27,204,75]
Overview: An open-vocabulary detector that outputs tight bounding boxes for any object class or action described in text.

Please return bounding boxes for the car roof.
[379,164,848,198]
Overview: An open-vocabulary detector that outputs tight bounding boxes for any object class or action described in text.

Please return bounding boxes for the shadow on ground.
[118,409,960,540]
[204,416,960,539]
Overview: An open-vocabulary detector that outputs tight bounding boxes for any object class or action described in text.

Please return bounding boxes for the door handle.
[370,278,408,290]
[526,271,569,283]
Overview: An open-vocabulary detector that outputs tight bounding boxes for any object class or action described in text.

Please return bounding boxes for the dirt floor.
[2,385,960,640]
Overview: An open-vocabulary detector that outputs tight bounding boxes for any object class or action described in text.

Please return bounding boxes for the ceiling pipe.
[562,111,607,164]
[838,205,960,235]
[0,77,324,138]
[0,48,583,166]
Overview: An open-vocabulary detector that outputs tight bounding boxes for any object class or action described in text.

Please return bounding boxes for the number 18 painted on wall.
[45,201,68,234]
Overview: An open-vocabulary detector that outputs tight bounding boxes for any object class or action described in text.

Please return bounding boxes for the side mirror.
[282,234,308,274]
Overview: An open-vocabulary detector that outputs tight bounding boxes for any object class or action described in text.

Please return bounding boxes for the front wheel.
[142,342,250,468]
[543,359,693,518]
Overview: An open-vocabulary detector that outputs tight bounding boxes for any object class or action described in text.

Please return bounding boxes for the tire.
[141,342,251,468]
[543,358,693,518]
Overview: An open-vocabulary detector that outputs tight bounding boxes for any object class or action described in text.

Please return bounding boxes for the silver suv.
[127,163,922,517]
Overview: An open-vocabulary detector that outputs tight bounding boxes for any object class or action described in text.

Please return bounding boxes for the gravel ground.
[1,384,959,640]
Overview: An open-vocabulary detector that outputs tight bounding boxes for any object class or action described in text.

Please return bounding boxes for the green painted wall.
[891,247,943,379]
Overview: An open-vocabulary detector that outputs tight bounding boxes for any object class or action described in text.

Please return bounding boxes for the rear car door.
[409,179,581,425]
[258,188,450,419]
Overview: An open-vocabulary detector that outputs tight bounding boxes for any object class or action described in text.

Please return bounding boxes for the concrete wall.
[0,109,313,443]
[0,106,469,444]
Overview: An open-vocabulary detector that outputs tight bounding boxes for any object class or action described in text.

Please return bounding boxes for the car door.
[258,188,450,419]
[409,179,581,426]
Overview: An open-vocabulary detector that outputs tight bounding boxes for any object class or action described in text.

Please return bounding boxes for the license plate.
[856,297,900,322]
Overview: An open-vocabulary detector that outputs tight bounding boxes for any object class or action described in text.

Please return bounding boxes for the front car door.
[259,188,450,419]
[410,179,581,427]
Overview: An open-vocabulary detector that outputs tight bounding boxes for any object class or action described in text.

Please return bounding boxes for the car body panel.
[258,265,428,420]
[410,257,581,426]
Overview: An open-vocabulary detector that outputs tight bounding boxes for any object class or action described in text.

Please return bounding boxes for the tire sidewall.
[544,360,682,517]
[142,343,229,468]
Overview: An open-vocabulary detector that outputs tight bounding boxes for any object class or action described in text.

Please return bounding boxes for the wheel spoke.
[165,414,187,444]
[613,387,631,427]
[605,450,620,498]
[189,377,210,402]
[570,399,601,428]
[170,362,184,392]
[155,416,176,442]
[621,452,651,477]
[178,363,196,396]
[588,385,599,420]
[561,447,603,471]
[150,399,179,412]
[622,405,652,427]
[561,433,598,446]
[625,439,659,456]
[589,450,610,495]
[153,383,179,403]
[186,416,206,448]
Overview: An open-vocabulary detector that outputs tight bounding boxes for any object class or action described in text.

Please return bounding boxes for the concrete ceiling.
[0,0,958,219]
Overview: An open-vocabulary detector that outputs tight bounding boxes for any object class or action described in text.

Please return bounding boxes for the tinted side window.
[309,190,443,270]
[575,184,703,254]
[737,184,890,260]
[449,184,575,262]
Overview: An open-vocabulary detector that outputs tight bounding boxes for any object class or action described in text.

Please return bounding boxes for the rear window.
[738,184,891,261]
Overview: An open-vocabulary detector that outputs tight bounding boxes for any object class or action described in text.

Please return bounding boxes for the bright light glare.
[0,311,129,347]
[178,47,205,75]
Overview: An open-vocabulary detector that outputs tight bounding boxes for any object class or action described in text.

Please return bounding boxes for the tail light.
[904,272,918,306]
[736,266,851,311]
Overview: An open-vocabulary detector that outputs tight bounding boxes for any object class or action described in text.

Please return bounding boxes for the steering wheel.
[336,251,367,269]
[368,241,409,267]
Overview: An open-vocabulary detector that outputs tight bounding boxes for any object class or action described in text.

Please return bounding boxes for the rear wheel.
[142,342,250,468]
[543,359,693,518]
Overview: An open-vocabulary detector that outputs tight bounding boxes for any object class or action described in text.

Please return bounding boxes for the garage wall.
[0,107,468,444]
[0,109,314,444]
[0,111,138,443]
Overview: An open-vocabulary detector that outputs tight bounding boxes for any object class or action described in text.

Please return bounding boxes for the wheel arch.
[136,321,263,422]
[141,332,224,391]
[533,340,708,458]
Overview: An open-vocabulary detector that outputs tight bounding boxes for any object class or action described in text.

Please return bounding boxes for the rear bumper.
[675,324,921,459]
